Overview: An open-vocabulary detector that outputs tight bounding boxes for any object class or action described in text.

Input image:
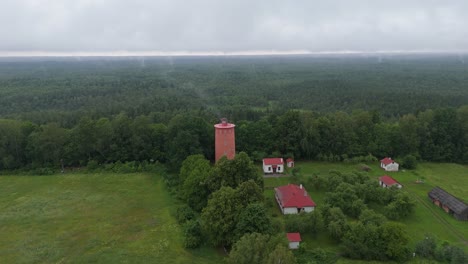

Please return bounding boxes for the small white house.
[379,175,402,189]
[274,184,316,214]
[286,158,294,168]
[263,158,284,173]
[287,233,301,249]
[380,157,399,171]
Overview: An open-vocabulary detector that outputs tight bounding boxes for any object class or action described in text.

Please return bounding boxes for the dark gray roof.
[428,187,468,215]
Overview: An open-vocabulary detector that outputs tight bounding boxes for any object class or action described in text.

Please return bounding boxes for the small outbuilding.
[379,175,402,189]
[263,158,284,174]
[275,184,316,214]
[286,158,295,168]
[286,233,301,249]
[428,187,468,221]
[380,157,399,171]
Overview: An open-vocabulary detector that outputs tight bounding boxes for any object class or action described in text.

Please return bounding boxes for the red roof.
[275,184,316,208]
[380,157,396,165]
[287,233,302,242]
[379,175,400,186]
[286,158,294,163]
[263,158,284,165]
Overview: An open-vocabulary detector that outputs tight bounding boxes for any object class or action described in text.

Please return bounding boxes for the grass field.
[264,161,468,263]
[0,173,223,264]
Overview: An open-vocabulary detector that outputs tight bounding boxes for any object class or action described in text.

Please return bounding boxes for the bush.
[415,235,437,258]
[402,154,417,169]
[86,160,99,171]
[284,214,308,233]
[175,204,196,224]
[182,220,203,248]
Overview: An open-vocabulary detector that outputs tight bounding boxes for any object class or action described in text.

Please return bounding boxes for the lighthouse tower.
[214,118,236,162]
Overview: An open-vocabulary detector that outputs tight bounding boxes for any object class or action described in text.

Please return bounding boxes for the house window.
[268,167,271,171]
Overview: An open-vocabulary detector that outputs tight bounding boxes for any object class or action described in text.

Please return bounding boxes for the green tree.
[234,203,272,241]
[228,233,271,264]
[415,235,437,258]
[201,186,240,246]
[274,110,306,158]
[265,244,296,264]
[326,207,348,242]
[307,209,324,235]
[182,220,203,249]
[401,154,417,169]
[210,152,263,191]
[201,179,264,246]
[359,209,387,226]
[380,222,410,261]
[384,192,415,220]
[27,123,69,167]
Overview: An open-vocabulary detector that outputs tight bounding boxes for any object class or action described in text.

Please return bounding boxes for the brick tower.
[214,118,236,162]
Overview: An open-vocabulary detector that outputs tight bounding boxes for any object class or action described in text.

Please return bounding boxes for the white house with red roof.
[274,184,316,214]
[286,233,301,249]
[286,158,294,168]
[263,158,284,173]
[380,157,399,171]
[379,175,402,189]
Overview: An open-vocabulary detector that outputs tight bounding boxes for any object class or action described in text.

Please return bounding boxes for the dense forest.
[0,55,467,171]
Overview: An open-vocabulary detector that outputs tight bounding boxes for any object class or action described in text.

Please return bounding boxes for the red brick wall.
[215,126,235,161]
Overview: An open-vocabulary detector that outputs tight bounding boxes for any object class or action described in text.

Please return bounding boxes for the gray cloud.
[1,0,467,54]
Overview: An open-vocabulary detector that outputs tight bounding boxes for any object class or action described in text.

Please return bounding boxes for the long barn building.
[428,187,468,221]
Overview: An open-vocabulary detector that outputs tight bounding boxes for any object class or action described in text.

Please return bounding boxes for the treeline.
[237,106,468,163]
[1,106,467,171]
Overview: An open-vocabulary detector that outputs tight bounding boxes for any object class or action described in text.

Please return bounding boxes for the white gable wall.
[263,164,284,173]
[289,241,300,249]
[384,162,399,171]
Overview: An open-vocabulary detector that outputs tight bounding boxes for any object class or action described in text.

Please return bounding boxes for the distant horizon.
[1,49,468,58]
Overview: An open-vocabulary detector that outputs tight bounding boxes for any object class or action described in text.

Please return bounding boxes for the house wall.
[263,164,283,173]
[454,211,468,221]
[289,241,300,249]
[283,207,298,214]
[263,164,272,173]
[304,206,315,213]
[277,165,283,173]
[287,161,294,167]
[384,163,399,171]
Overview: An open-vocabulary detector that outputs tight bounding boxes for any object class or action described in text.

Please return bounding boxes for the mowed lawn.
[264,161,468,254]
[0,173,223,264]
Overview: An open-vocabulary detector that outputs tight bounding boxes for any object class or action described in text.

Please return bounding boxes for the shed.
[286,158,295,168]
[286,233,301,249]
[379,175,402,189]
[428,187,468,221]
[263,158,284,173]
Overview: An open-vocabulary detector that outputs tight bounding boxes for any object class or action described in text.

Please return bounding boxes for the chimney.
[299,184,302,189]
[221,118,227,126]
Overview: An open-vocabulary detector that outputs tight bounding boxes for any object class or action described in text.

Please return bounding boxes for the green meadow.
[0,173,223,264]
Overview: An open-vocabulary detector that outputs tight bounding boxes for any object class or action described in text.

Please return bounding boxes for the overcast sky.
[1,0,467,55]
